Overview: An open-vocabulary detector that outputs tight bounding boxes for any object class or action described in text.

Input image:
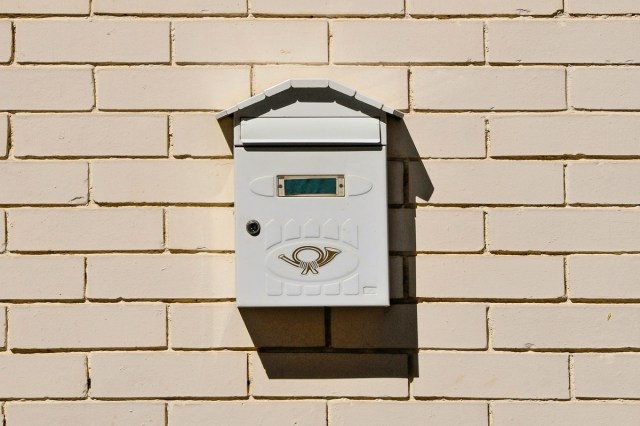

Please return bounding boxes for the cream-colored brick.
[0,114,7,157]
[0,21,10,63]
[330,401,487,426]
[571,67,640,110]
[332,20,483,64]
[413,352,569,399]
[0,162,87,205]
[492,402,640,426]
[172,114,232,157]
[9,304,166,350]
[408,0,562,15]
[416,161,563,205]
[92,160,233,204]
[490,114,640,157]
[13,114,168,158]
[166,207,234,251]
[8,208,163,252]
[253,0,403,16]
[492,304,640,350]
[94,0,245,15]
[16,21,170,64]
[6,402,166,426]
[170,303,324,348]
[416,255,565,300]
[489,20,640,64]
[387,161,403,205]
[391,208,484,252]
[569,255,640,300]
[250,353,408,397]
[331,305,417,349]
[567,162,640,205]
[0,256,84,300]
[418,303,487,349]
[171,401,326,426]
[575,354,640,398]
[0,354,86,398]
[0,306,5,348]
[175,20,327,64]
[413,67,566,111]
[0,67,93,111]
[90,352,247,398]
[0,0,89,14]
[488,208,640,253]
[96,66,250,110]
[389,114,486,159]
[87,254,235,300]
[253,65,408,110]
[567,0,640,14]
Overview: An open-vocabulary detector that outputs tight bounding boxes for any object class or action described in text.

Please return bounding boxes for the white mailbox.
[217,79,403,307]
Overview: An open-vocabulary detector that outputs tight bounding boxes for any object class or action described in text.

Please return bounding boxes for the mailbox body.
[219,80,400,307]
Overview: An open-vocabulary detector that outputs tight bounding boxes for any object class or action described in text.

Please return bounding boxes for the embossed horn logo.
[278,246,342,275]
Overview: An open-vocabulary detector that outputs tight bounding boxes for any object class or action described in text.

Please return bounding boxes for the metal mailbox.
[217,79,403,307]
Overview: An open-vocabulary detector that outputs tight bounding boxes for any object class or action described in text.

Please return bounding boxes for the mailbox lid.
[239,117,381,146]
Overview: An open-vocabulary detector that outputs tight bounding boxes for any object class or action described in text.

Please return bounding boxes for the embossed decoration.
[278,246,342,275]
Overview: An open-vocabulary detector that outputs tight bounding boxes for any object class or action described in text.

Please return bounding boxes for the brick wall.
[1,1,640,425]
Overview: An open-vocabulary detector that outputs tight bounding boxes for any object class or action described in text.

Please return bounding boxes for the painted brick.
[9,304,166,350]
[0,114,7,157]
[253,65,409,110]
[488,208,640,253]
[16,21,170,64]
[332,20,483,64]
[13,114,168,158]
[0,162,87,205]
[253,0,402,16]
[567,0,640,14]
[87,254,235,300]
[490,114,640,157]
[574,354,640,398]
[413,352,569,399]
[492,304,640,349]
[93,0,246,15]
[172,113,232,157]
[8,208,164,252]
[567,162,640,205]
[492,402,640,426]
[175,20,327,64]
[0,67,93,111]
[389,114,486,159]
[92,160,233,204]
[5,402,166,426]
[408,0,562,15]
[90,352,247,398]
[488,20,640,64]
[0,0,89,14]
[418,303,487,349]
[415,255,565,300]
[0,21,10,63]
[170,401,326,426]
[96,66,250,111]
[413,67,566,111]
[166,207,234,251]
[170,303,325,348]
[571,67,640,110]
[568,255,640,300]
[416,161,563,205]
[329,401,488,426]
[250,353,408,397]
[0,256,84,301]
[390,208,484,252]
[0,354,86,398]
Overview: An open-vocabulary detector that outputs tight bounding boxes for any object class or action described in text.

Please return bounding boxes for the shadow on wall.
[230,118,433,380]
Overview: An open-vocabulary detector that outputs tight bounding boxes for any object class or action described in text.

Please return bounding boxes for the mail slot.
[217,79,403,307]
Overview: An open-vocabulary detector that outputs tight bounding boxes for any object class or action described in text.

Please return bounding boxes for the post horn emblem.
[278,246,341,275]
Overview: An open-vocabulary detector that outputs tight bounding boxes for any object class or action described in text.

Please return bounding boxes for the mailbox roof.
[215,79,404,120]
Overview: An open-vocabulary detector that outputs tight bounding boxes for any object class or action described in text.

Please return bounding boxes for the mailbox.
[217,79,403,307]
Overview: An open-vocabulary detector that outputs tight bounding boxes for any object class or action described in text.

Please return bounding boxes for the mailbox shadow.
[237,118,433,381]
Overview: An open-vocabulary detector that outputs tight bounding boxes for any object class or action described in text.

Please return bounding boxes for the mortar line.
[569,353,575,400]
[170,21,176,66]
[83,257,88,301]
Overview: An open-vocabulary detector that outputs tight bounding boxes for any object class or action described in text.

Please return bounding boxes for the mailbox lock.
[246,220,261,236]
